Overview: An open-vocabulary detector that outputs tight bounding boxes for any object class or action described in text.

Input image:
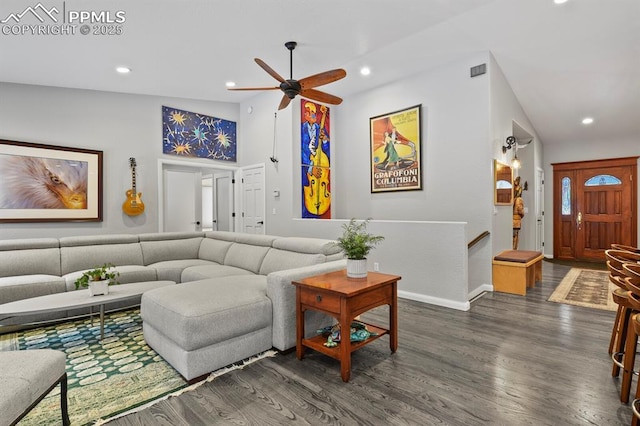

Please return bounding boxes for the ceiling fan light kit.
[228,41,346,110]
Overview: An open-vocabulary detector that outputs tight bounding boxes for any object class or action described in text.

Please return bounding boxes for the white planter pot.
[346,259,368,278]
[88,280,110,296]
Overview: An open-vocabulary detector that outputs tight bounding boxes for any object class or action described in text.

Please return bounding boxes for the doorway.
[552,157,638,261]
[158,159,265,234]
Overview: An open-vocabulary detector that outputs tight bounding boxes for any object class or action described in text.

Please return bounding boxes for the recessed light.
[582,117,594,125]
[554,0,568,4]
[360,67,371,76]
[225,81,236,88]
[116,66,131,74]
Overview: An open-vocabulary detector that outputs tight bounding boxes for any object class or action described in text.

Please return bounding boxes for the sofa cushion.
[148,259,215,283]
[181,264,253,282]
[204,231,238,242]
[259,249,325,275]
[272,237,342,256]
[223,243,270,274]
[0,275,67,304]
[140,238,203,265]
[198,238,233,264]
[0,238,61,277]
[138,231,205,242]
[141,275,271,351]
[62,265,157,291]
[59,234,145,275]
[234,233,278,247]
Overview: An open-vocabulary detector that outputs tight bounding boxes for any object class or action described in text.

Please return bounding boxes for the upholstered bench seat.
[492,250,544,295]
[0,349,69,425]
[141,275,272,381]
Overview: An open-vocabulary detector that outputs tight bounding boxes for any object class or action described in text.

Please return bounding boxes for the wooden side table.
[292,270,401,382]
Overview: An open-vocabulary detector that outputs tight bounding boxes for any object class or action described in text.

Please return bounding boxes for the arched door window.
[584,174,622,186]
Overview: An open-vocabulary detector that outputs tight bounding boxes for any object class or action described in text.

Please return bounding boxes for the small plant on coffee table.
[74,263,120,290]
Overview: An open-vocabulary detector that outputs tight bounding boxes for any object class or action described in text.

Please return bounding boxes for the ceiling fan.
[228,41,347,110]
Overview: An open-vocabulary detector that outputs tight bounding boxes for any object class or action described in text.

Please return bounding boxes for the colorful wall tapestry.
[162,106,236,162]
[370,105,422,192]
[301,99,331,219]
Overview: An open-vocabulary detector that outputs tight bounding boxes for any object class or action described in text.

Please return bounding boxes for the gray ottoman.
[0,349,69,426]
[141,275,273,381]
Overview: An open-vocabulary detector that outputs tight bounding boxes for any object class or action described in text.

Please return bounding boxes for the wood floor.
[108,261,634,426]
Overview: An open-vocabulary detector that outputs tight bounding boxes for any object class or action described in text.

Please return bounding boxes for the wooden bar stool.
[622,264,640,425]
[620,270,640,403]
[612,243,640,254]
[605,249,640,383]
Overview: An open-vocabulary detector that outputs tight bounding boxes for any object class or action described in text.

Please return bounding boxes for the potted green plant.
[74,263,120,296]
[335,218,385,278]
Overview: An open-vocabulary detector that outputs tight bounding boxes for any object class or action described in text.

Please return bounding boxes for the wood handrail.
[468,231,490,249]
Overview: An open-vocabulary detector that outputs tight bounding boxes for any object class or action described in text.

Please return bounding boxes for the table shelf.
[302,323,389,360]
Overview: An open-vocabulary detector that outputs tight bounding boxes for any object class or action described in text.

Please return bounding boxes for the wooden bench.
[492,250,544,296]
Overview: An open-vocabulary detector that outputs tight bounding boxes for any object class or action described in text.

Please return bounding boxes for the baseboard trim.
[468,284,493,301]
[398,290,471,311]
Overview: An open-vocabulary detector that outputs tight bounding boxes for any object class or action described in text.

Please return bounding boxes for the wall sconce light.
[502,136,521,169]
[512,154,521,169]
[502,136,516,153]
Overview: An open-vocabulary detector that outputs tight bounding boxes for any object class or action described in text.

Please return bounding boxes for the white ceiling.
[1,0,638,146]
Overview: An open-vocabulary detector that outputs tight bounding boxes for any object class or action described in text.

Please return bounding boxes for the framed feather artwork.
[0,139,103,222]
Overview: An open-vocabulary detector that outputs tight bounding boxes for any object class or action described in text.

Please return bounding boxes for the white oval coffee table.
[0,280,175,340]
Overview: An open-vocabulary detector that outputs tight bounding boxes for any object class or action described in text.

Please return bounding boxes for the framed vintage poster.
[370,104,422,192]
[0,140,103,222]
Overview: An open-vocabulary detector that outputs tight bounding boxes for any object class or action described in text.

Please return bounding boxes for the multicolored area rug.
[0,309,276,425]
[548,268,616,311]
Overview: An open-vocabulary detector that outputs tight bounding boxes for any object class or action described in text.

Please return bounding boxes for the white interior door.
[164,169,201,232]
[213,171,233,232]
[237,164,265,234]
[202,176,214,231]
[535,167,545,252]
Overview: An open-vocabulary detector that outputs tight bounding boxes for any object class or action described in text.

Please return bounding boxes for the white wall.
[0,49,570,309]
[489,54,544,256]
[0,82,239,239]
[239,53,495,308]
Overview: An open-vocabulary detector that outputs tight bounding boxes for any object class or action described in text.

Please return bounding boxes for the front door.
[553,157,638,261]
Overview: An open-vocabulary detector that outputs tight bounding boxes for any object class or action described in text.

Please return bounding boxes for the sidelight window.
[561,177,571,215]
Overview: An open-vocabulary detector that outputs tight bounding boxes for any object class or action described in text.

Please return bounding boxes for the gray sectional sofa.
[0,231,347,380]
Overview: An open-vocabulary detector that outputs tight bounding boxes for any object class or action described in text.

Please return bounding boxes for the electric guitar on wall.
[122,157,145,216]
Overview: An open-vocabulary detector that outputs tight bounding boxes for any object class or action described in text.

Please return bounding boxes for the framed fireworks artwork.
[369,105,422,193]
[0,139,103,223]
[301,99,331,219]
[162,106,237,162]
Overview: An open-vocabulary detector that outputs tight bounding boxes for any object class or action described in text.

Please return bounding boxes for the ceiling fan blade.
[228,86,280,91]
[255,58,285,83]
[300,88,343,105]
[278,94,293,110]
[299,69,347,90]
